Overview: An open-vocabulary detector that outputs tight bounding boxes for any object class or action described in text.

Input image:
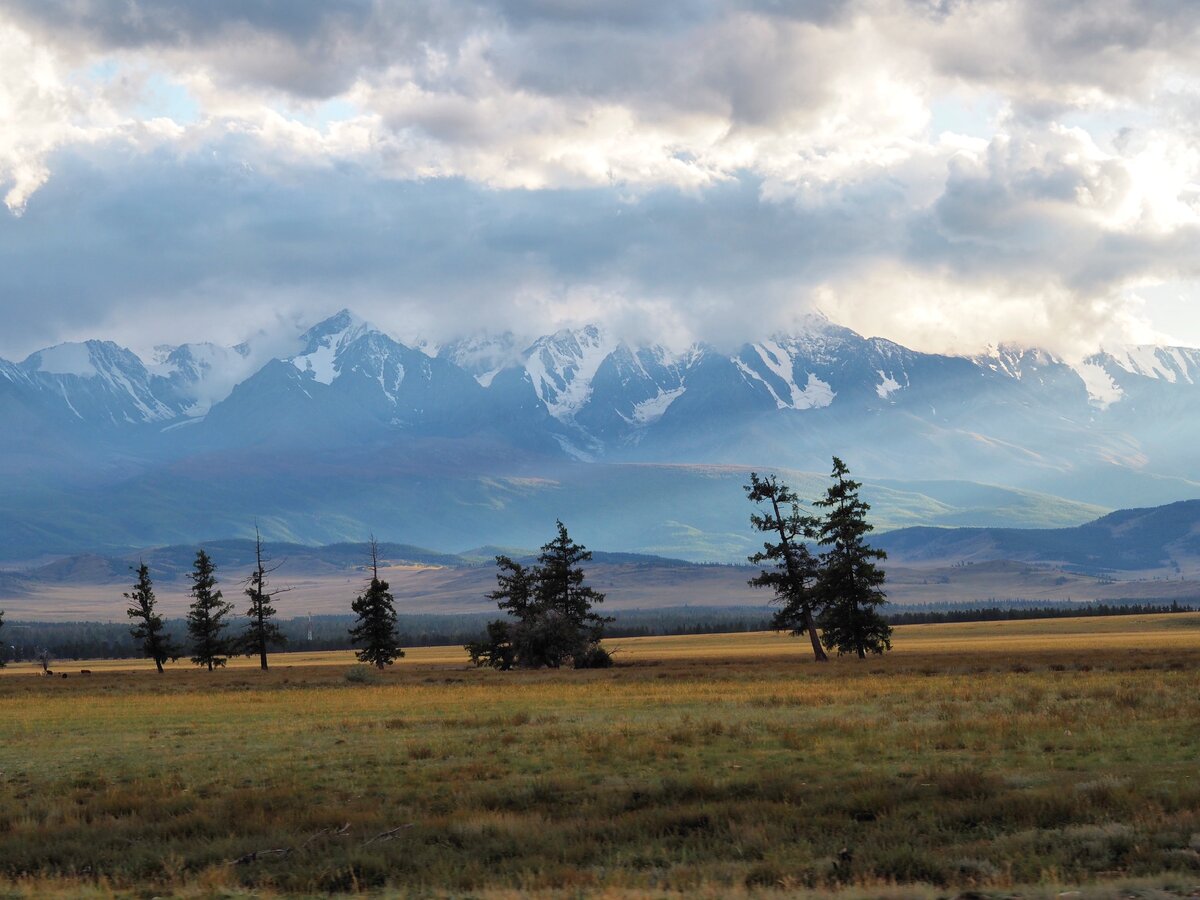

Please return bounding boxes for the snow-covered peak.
[523,325,617,420]
[18,340,179,423]
[297,309,373,355]
[291,309,376,385]
[23,342,105,377]
[973,344,1063,380]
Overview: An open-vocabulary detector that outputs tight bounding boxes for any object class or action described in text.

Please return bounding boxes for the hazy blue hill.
[0,452,1111,563]
[879,499,1200,572]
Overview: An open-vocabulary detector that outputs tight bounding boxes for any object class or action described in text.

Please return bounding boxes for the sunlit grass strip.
[3,612,1199,675]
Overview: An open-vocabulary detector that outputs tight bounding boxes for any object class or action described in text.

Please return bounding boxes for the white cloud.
[2,1,1200,357]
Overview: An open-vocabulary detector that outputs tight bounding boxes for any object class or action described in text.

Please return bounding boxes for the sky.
[2,0,1200,361]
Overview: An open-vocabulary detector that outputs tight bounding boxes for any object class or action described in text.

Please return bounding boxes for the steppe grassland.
[1,615,1200,897]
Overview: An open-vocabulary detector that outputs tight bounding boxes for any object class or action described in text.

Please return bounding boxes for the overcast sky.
[2,0,1200,361]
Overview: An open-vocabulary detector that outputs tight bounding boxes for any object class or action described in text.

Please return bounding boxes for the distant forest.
[2,599,1194,663]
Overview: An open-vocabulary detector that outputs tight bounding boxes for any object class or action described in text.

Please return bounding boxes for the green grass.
[2,620,1200,897]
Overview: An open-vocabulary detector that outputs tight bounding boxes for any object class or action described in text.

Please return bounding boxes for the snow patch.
[876,371,902,399]
[293,343,339,385]
[476,368,502,388]
[794,373,835,409]
[739,344,835,410]
[1074,361,1124,409]
[631,387,685,424]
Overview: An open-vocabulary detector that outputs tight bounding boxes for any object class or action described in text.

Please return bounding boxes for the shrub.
[573,643,614,669]
[344,664,379,684]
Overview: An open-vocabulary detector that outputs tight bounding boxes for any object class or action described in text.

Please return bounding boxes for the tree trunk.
[259,644,268,671]
[155,658,164,674]
[770,495,828,663]
[802,610,828,662]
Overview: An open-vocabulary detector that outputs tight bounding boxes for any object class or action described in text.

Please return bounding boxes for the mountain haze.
[4,309,1200,561]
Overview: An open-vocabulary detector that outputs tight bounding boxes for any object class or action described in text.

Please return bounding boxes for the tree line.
[121,528,404,673]
[4,457,893,672]
[9,456,1097,672]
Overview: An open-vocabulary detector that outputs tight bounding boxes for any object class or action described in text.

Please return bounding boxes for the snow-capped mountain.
[9,307,1200,561]
[8,307,1200,525]
[8,340,187,426]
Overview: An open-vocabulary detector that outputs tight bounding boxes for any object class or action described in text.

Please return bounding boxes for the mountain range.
[4,308,1200,561]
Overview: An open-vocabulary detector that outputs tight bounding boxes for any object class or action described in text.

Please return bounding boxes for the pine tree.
[239,527,288,670]
[745,472,828,662]
[813,457,892,658]
[125,563,178,673]
[466,521,612,669]
[186,549,234,671]
[349,538,404,669]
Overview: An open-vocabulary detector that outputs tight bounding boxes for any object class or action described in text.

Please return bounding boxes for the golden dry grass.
[5,611,1198,674]
[2,615,1200,897]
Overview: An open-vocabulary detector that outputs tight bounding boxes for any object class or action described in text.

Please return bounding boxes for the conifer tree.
[467,521,612,669]
[489,555,537,620]
[349,538,404,669]
[186,549,234,671]
[745,472,828,662]
[125,563,178,673]
[239,527,288,670]
[465,556,532,669]
[535,520,612,648]
[813,457,892,658]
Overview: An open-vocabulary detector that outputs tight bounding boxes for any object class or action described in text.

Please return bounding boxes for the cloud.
[1,0,1200,357]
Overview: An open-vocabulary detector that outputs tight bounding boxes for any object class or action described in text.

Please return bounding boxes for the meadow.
[2,616,1200,898]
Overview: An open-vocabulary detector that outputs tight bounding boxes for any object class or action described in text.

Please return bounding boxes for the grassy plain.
[2,616,1200,898]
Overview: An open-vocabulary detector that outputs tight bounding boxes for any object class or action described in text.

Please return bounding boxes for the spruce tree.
[464,556,532,669]
[125,563,178,673]
[745,472,828,661]
[813,457,892,658]
[533,520,612,667]
[536,521,611,640]
[239,527,287,670]
[186,549,234,671]
[466,521,612,669]
[349,538,404,669]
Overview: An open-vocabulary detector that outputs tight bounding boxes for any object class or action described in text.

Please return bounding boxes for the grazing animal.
[60,673,68,679]
[80,670,92,675]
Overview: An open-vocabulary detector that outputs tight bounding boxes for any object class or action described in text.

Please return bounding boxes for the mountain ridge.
[6,308,1200,561]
